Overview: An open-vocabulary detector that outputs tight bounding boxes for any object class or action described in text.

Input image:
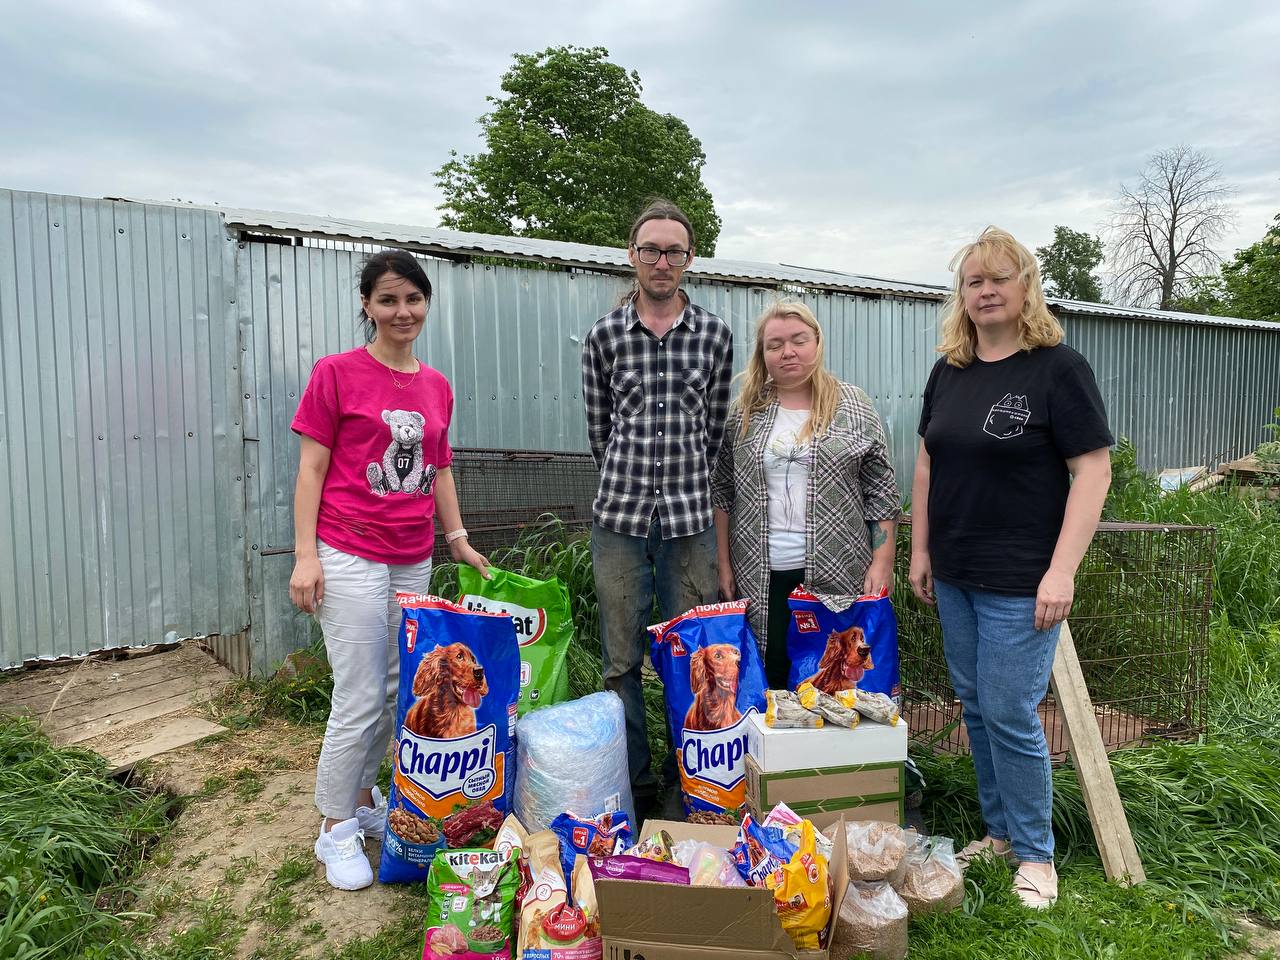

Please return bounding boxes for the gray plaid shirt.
[582,294,733,538]
[712,383,900,647]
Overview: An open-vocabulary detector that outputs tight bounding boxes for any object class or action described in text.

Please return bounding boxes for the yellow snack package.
[797,681,860,729]
[764,818,832,950]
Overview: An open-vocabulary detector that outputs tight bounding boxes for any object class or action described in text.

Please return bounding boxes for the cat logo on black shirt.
[983,394,1030,439]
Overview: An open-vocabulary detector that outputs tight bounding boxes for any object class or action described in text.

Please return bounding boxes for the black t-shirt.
[917,344,1113,595]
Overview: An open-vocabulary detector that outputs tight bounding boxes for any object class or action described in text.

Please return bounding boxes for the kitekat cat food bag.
[786,586,901,702]
[379,594,521,884]
[649,600,767,820]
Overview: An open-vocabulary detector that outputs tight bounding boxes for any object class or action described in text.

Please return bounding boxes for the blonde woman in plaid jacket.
[711,301,900,687]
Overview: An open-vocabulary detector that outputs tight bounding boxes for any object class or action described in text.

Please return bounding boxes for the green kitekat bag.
[457,565,573,715]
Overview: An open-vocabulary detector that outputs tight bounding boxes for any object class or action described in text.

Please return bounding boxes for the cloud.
[1,0,1276,281]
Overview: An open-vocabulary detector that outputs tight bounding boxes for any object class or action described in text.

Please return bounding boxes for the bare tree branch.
[1105,145,1235,310]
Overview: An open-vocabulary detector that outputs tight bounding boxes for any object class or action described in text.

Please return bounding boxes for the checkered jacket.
[582,295,733,538]
[711,383,901,647]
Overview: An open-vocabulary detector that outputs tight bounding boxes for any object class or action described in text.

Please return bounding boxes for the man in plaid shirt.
[581,199,733,822]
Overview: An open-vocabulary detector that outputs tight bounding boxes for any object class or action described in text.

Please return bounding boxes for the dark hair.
[358,249,433,343]
[628,198,695,252]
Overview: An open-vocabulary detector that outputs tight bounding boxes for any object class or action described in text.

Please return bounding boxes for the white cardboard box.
[744,710,908,772]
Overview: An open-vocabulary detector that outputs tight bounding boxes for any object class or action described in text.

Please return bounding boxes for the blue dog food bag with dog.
[379,593,521,884]
[786,586,900,702]
[649,600,768,820]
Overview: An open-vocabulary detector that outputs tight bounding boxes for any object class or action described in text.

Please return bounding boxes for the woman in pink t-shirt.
[289,249,489,891]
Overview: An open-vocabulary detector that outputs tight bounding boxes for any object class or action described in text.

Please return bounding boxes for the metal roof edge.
[106,194,1273,331]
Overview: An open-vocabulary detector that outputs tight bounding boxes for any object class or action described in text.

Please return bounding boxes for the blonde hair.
[734,300,840,442]
[937,226,1063,367]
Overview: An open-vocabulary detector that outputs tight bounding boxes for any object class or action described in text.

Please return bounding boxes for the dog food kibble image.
[388,806,440,845]
[649,600,768,820]
[686,809,740,826]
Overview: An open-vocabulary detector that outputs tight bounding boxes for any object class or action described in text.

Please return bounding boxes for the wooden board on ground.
[99,715,230,775]
[1,642,232,766]
[1050,620,1146,885]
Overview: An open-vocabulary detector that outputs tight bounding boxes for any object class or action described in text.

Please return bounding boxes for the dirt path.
[134,715,417,959]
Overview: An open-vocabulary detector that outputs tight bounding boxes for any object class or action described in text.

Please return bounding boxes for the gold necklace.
[389,362,419,390]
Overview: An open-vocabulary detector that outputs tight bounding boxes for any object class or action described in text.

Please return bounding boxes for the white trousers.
[313,539,433,820]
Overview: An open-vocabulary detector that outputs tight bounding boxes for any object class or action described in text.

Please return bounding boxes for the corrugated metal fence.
[3,189,1279,674]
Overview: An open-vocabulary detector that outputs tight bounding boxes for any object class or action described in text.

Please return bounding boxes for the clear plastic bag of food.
[898,834,963,915]
[766,689,823,728]
[797,681,860,728]
[671,839,748,887]
[822,820,911,886]
[830,880,909,960]
[852,690,901,726]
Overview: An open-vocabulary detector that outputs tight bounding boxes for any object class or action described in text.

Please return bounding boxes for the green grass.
[0,714,175,960]
[907,856,1230,959]
[10,459,1278,960]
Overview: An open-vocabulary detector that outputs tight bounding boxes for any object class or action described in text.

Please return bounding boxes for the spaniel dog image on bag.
[804,625,874,695]
[404,642,489,739]
[683,643,743,732]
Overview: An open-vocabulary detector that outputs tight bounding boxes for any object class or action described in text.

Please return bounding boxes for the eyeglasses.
[633,245,691,267]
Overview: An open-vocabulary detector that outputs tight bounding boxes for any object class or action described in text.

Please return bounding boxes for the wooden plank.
[3,645,225,709]
[95,716,229,774]
[42,671,227,735]
[57,686,223,745]
[1049,620,1146,885]
[11,662,228,717]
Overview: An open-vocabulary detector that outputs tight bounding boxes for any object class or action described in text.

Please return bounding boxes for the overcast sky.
[2,0,1277,285]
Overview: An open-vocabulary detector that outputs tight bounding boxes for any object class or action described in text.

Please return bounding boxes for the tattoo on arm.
[868,522,888,550]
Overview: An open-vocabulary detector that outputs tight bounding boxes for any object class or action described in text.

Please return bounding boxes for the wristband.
[445,528,469,544]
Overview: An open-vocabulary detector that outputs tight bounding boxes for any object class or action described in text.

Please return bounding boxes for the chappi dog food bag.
[457,565,573,715]
[649,600,768,820]
[379,594,521,884]
[786,586,901,702]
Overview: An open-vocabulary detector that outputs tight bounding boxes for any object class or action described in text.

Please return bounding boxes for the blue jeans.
[591,519,718,802]
[934,578,1060,863]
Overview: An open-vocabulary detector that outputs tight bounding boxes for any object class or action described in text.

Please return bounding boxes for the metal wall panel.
[237,241,1280,672]
[7,188,1277,672]
[0,190,248,668]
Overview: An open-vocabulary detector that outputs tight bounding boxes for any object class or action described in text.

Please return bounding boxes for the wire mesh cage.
[437,448,599,562]
[437,453,1214,762]
[895,518,1214,761]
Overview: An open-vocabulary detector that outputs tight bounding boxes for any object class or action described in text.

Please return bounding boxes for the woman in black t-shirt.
[908,227,1113,909]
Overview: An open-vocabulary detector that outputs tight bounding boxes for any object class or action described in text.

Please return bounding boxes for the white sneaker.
[355,787,386,841]
[315,817,374,890]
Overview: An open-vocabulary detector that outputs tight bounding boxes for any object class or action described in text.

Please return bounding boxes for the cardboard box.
[744,712,908,773]
[745,754,904,830]
[597,818,849,960]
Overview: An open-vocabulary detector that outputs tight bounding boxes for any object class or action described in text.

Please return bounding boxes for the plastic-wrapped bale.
[830,881,909,960]
[514,690,635,832]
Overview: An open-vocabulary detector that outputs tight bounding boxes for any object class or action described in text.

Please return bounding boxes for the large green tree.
[1167,214,1280,322]
[1220,213,1280,323]
[435,46,721,253]
[1036,226,1105,302]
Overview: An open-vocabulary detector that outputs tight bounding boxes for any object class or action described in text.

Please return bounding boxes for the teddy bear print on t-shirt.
[367,409,438,496]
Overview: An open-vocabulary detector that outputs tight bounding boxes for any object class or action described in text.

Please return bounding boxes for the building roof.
[134,199,1275,330]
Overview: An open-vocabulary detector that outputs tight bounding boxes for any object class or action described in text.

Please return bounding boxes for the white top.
[763,406,813,570]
